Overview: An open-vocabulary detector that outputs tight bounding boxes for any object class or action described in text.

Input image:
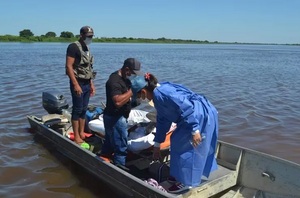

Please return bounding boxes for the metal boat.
[26,90,300,197]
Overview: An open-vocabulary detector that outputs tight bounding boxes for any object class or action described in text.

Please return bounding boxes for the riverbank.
[1,35,298,45]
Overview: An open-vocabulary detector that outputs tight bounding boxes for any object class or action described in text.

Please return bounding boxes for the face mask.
[84,37,92,45]
[136,98,142,105]
[141,98,150,103]
[126,74,137,80]
[136,97,150,104]
[138,92,150,104]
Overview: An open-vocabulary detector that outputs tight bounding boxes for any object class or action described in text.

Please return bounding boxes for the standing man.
[65,26,96,144]
[100,58,142,170]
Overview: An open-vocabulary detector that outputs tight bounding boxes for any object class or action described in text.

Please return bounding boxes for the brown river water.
[0,43,299,197]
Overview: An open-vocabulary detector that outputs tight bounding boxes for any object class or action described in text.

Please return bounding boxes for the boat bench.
[160,142,243,197]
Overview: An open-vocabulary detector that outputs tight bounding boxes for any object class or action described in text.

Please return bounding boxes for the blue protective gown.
[153,82,218,187]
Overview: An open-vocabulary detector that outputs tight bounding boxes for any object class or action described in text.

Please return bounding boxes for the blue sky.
[1,0,299,44]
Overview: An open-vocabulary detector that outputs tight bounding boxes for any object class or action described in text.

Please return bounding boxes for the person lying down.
[88,109,176,152]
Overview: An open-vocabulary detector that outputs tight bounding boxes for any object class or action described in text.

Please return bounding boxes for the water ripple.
[0,43,299,197]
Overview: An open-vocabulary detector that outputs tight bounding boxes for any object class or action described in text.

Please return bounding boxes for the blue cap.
[131,76,147,94]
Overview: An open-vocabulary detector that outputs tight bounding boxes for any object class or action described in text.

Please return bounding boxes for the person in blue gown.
[130,73,219,193]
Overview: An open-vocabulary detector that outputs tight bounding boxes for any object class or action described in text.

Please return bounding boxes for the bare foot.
[74,138,84,144]
[79,132,86,140]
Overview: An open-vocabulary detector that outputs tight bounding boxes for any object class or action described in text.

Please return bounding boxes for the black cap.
[80,26,94,36]
[123,58,142,75]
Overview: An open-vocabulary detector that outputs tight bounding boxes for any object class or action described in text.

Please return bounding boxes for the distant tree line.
[0,28,217,44]
[19,29,75,38]
[1,29,298,45]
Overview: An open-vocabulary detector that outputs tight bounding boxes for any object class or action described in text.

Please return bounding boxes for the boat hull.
[27,115,300,198]
[27,115,173,198]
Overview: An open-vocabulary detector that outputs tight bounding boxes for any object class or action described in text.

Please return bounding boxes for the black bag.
[148,161,170,183]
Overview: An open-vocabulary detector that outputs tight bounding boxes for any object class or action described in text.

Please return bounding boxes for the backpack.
[148,161,170,183]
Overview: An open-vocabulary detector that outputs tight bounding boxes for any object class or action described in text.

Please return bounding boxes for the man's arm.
[113,89,132,108]
[90,80,95,96]
[66,55,82,95]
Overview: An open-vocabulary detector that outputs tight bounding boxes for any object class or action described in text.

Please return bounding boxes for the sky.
[0,0,299,44]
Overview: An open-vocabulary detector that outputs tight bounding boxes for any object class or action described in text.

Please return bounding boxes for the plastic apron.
[153,82,218,187]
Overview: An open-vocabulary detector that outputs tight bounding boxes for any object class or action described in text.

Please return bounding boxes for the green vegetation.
[0,29,299,45]
[0,28,215,44]
[0,34,213,44]
[19,29,34,37]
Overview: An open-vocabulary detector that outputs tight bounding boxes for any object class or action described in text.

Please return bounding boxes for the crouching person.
[130,73,219,193]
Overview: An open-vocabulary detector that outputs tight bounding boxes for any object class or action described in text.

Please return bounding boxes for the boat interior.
[36,112,238,196]
[26,90,300,197]
[28,110,300,198]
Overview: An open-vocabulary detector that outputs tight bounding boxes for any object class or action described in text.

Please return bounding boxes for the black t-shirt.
[104,71,131,118]
[66,40,88,67]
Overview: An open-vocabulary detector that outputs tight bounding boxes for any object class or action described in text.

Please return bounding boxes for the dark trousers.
[70,80,91,120]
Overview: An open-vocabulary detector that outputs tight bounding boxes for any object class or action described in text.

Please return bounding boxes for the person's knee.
[81,106,88,117]
[72,106,84,119]
[79,110,87,119]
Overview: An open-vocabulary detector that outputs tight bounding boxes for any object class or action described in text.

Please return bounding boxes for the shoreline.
[0,35,298,46]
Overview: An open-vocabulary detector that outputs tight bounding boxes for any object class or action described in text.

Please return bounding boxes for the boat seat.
[159,143,243,197]
[159,164,238,197]
[42,114,68,124]
[42,114,70,134]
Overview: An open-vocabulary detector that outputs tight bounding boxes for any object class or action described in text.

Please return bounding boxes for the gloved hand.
[190,131,206,148]
[130,76,147,95]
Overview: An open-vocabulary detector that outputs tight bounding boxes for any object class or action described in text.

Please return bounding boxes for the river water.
[0,43,299,198]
